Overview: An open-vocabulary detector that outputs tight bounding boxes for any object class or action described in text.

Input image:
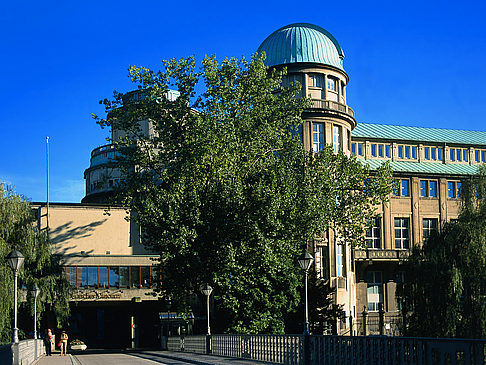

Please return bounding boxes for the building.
[39,22,486,342]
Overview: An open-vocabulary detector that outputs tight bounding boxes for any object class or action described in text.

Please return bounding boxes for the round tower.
[257,23,356,155]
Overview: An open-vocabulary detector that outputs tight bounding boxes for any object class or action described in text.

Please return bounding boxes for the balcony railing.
[309,99,355,118]
[354,249,410,261]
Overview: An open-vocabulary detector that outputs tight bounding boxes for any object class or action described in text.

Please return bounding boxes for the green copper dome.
[257,23,345,70]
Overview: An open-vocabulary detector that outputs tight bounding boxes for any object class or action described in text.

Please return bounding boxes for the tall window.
[88,267,98,287]
[109,267,119,287]
[424,147,430,160]
[327,77,336,91]
[366,271,383,312]
[420,180,437,197]
[366,217,381,249]
[394,217,410,249]
[336,244,345,277]
[448,181,462,198]
[99,267,109,288]
[309,74,323,88]
[312,123,324,152]
[333,125,342,153]
[315,246,329,280]
[392,179,410,197]
[423,218,438,242]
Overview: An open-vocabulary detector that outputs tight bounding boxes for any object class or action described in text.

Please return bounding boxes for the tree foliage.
[399,166,486,338]
[95,54,393,333]
[0,184,71,344]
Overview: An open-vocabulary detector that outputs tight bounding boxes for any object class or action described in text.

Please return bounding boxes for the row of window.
[366,271,405,312]
[313,123,349,153]
[392,179,461,198]
[351,143,486,164]
[308,74,341,94]
[366,217,438,249]
[64,266,157,289]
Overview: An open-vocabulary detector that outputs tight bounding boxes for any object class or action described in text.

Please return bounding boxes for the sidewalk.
[34,353,74,365]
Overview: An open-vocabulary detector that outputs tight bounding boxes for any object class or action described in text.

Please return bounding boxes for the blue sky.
[1,0,485,203]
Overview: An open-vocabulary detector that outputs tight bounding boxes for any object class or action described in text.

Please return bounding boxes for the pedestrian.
[59,330,68,356]
[43,329,53,356]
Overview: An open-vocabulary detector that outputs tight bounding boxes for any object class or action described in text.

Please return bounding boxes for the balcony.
[90,144,121,168]
[354,249,410,261]
[309,99,355,118]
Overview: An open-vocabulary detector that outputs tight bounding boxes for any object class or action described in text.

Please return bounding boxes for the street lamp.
[298,251,314,335]
[30,285,40,339]
[6,249,25,343]
[200,284,213,335]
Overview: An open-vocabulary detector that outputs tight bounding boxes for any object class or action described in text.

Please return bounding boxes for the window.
[398,146,403,159]
[366,271,383,312]
[420,180,437,198]
[385,145,391,158]
[336,244,345,277]
[412,146,417,159]
[405,146,410,159]
[309,74,322,88]
[476,150,480,163]
[378,144,384,157]
[448,181,462,198]
[315,245,329,280]
[392,179,410,197]
[366,217,381,249]
[450,148,468,162]
[397,144,416,160]
[333,125,342,153]
[371,144,377,157]
[120,266,129,287]
[483,151,486,163]
[358,143,363,156]
[352,143,364,156]
[431,147,436,160]
[327,77,336,91]
[80,267,87,287]
[141,267,151,288]
[394,217,410,249]
[463,150,468,162]
[424,147,430,160]
[312,123,324,152]
[438,148,443,161]
[130,267,141,288]
[99,267,109,288]
[423,218,438,242]
[109,267,119,287]
[88,267,98,288]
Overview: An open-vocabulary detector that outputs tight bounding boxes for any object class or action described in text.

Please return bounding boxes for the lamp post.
[200,284,213,335]
[30,286,40,339]
[298,251,314,335]
[6,249,25,343]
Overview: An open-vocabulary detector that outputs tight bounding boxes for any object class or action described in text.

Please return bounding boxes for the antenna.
[46,136,49,237]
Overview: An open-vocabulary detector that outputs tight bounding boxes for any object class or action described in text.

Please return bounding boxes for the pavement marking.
[69,354,81,365]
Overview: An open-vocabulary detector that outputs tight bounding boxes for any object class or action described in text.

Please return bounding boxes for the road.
[71,352,190,365]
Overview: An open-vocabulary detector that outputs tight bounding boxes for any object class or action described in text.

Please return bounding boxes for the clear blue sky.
[1,0,485,203]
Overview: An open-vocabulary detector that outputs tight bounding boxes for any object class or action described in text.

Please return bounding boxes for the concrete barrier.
[0,339,45,365]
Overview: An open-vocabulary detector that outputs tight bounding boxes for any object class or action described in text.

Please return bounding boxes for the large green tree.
[399,166,486,338]
[95,54,392,333]
[0,184,71,344]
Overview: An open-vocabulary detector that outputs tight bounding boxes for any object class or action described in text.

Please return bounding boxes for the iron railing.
[167,334,486,365]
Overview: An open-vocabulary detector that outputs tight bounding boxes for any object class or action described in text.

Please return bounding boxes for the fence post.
[378,303,385,336]
[362,306,368,336]
[349,314,353,336]
[304,333,310,365]
[206,334,212,354]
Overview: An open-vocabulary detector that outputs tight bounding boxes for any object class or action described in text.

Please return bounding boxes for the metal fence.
[167,334,486,365]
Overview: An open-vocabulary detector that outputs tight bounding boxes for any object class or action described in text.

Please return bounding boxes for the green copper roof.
[353,123,486,146]
[362,159,481,176]
[257,23,344,70]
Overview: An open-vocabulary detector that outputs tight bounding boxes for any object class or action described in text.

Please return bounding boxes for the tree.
[95,54,393,333]
[0,184,71,344]
[399,166,486,338]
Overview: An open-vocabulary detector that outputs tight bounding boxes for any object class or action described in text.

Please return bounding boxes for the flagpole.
[46,136,49,237]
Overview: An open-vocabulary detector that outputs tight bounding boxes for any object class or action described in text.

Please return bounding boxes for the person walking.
[59,330,68,356]
[43,329,53,356]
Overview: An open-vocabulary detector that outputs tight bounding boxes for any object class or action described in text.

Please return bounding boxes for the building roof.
[257,23,344,70]
[362,159,481,176]
[353,123,486,146]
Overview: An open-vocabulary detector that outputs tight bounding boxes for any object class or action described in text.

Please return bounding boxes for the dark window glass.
[412,146,417,159]
[69,267,76,287]
[476,150,480,162]
[420,180,427,197]
[398,146,403,158]
[392,179,400,196]
[88,267,98,287]
[431,147,436,160]
[448,182,455,198]
[429,181,437,197]
[482,151,486,162]
[424,147,429,160]
[385,145,390,158]
[120,266,129,287]
[463,150,468,162]
[378,144,384,157]
[80,267,87,287]
[130,266,140,288]
[141,267,151,288]
[358,143,363,156]
[438,148,443,161]
[457,182,462,198]
[371,144,377,157]
[401,179,409,197]
[457,149,461,162]
[99,267,109,288]
[351,143,356,155]
[405,146,410,159]
[109,267,119,287]
[450,149,455,161]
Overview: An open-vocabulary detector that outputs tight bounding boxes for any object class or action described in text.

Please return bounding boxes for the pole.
[13,270,19,343]
[46,136,49,238]
[33,294,37,339]
[206,294,211,335]
[304,269,309,335]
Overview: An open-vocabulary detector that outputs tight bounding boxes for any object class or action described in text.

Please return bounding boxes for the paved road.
[34,350,264,365]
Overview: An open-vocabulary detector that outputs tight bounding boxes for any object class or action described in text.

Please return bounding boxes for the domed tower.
[257,23,356,155]
[259,23,357,334]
